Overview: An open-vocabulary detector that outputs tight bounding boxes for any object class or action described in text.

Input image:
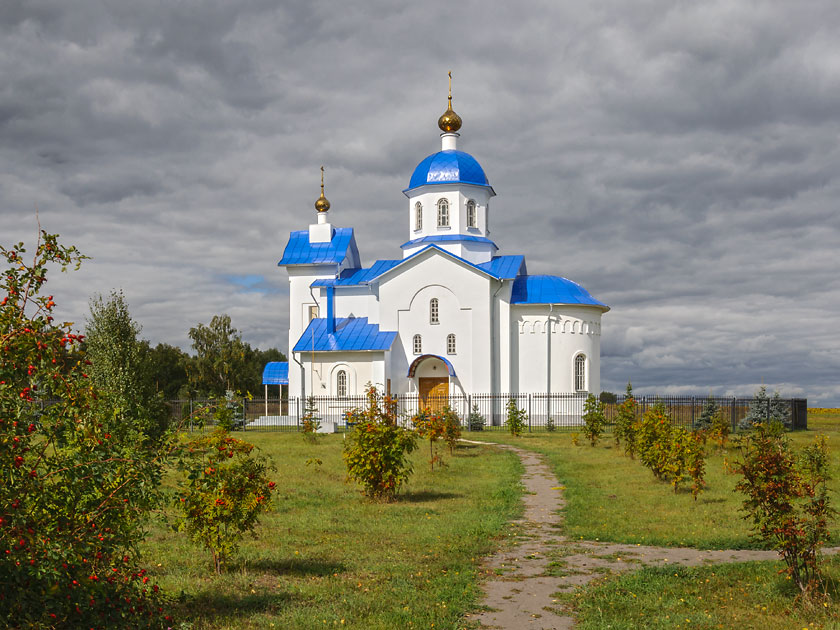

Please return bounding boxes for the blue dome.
[510,275,609,310]
[406,150,490,191]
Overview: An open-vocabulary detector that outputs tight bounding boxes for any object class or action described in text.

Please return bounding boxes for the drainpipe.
[489,278,504,424]
[547,303,554,420]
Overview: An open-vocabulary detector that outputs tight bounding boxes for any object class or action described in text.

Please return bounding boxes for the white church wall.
[378,251,492,394]
[511,304,603,395]
[299,351,386,396]
[331,287,380,324]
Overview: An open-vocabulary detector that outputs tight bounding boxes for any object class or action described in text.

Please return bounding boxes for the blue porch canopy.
[262,361,289,385]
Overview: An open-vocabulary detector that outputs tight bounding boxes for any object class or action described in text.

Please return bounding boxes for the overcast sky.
[1,1,839,404]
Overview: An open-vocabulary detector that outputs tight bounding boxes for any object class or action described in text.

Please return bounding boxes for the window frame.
[446,333,456,355]
[413,334,422,355]
[336,369,347,397]
[415,201,423,231]
[437,198,450,227]
[308,305,319,322]
[574,354,586,392]
[429,298,439,325]
[466,200,476,228]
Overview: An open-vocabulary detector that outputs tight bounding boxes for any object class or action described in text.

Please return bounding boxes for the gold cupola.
[314,165,330,213]
[437,71,462,133]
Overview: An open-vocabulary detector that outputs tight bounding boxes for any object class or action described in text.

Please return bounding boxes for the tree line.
[86,291,285,401]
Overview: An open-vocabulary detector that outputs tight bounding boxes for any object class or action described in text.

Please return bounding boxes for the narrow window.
[413,334,422,355]
[574,355,586,392]
[466,200,476,228]
[447,333,456,355]
[437,198,449,227]
[415,201,423,230]
[430,298,439,324]
[308,305,319,321]
[337,370,347,397]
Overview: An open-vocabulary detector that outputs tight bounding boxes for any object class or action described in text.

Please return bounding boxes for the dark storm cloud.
[1,0,838,403]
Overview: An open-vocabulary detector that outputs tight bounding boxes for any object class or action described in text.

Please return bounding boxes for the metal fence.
[163,394,808,433]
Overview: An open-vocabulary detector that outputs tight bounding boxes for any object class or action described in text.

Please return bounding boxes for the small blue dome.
[406,150,490,191]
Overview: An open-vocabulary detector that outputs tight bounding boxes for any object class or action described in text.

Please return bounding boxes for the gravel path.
[464,441,838,630]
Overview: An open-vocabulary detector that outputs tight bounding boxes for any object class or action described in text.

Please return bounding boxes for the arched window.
[336,369,347,397]
[429,298,439,324]
[415,202,423,230]
[437,198,449,227]
[413,334,422,355]
[447,333,456,355]
[466,200,476,228]
[574,355,586,392]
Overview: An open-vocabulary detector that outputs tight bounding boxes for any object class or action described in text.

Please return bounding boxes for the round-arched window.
[429,298,439,324]
[574,355,586,392]
[447,333,456,355]
[415,201,423,230]
[437,198,449,227]
[413,334,422,355]
[337,369,347,397]
[466,200,476,228]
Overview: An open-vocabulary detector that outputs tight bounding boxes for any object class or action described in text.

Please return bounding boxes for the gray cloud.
[1,0,839,404]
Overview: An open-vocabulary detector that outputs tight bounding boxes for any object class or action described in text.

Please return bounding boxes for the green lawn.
[570,556,840,629]
[468,418,840,549]
[141,433,523,629]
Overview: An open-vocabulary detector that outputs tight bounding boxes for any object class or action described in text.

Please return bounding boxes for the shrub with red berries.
[174,429,276,574]
[0,231,169,628]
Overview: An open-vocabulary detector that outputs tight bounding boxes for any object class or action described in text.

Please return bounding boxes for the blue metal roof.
[406,150,491,192]
[400,234,498,250]
[476,255,526,280]
[311,259,402,287]
[278,227,359,266]
[262,361,289,385]
[293,317,397,353]
[510,275,609,309]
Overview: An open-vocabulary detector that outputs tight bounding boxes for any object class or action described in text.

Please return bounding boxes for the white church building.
[278,89,609,409]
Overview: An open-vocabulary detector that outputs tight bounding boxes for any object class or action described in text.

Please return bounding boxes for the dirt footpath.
[464,441,837,630]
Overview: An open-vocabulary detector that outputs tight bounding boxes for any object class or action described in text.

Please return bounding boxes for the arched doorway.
[407,354,456,412]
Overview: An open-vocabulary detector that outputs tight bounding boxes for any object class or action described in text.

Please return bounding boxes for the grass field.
[570,556,840,629]
[469,413,840,549]
[140,433,523,629]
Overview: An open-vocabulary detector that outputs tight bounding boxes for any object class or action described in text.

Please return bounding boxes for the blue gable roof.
[278,227,359,266]
[262,361,289,385]
[510,275,609,309]
[476,255,526,280]
[311,259,402,287]
[293,317,397,353]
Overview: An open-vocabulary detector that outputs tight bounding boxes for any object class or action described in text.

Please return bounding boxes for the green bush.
[174,429,276,574]
[735,424,834,593]
[441,406,462,455]
[505,398,526,437]
[301,395,322,443]
[581,394,605,446]
[343,386,418,499]
[1,231,169,629]
[613,382,637,455]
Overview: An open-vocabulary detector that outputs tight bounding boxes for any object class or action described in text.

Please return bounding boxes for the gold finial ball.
[438,107,462,133]
[315,192,330,213]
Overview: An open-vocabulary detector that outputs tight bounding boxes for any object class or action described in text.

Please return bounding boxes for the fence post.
[731,397,736,432]
[467,394,472,431]
[528,394,532,433]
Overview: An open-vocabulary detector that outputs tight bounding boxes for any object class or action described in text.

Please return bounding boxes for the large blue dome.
[406,150,490,192]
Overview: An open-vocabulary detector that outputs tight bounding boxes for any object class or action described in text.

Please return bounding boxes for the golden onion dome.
[438,71,462,133]
[315,166,330,213]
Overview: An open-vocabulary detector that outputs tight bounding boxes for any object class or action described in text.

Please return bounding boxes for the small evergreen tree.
[695,396,719,431]
[740,386,790,429]
[301,395,322,442]
[505,398,527,437]
[467,403,485,431]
